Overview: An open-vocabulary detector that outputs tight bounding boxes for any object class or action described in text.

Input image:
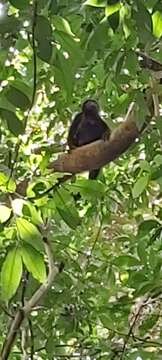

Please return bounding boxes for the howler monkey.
[67,100,111,179]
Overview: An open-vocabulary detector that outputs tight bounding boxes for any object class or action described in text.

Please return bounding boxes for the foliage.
[0,0,162,359]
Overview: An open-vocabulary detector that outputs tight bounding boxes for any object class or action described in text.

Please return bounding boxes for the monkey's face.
[82,100,99,115]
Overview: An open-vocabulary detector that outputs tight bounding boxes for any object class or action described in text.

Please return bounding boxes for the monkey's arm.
[67,113,82,149]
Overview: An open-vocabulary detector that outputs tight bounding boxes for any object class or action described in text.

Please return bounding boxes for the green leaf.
[0,110,24,136]
[0,170,16,192]
[53,16,75,36]
[86,21,108,55]
[0,205,11,223]
[138,220,160,237]
[105,2,121,17]
[35,16,52,42]
[1,247,22,301]
[22,202,43,226]
[0,15,20,34]
[0,96,16,113]
[16,218,43,252]
[84,0,106,7]
[139,314,159,335]
[54,188,81,229]
[9,0,29,10]
[132,174,149,198]
[56,206,81,229]
[54,31,82,65]
[114,255,140,267]
[54,51,75,99]
[66,179,105,199]
[10,80,32,102]
[37,40,53,63]
[6,86,31,110]
[152,11,162,38]
[21,243,46,283]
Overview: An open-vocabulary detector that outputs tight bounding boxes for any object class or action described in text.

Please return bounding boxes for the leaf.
[9,0,29,10]
[0,170,16,192]
[105,2,121,17]
[53,15,75,37]
[138,219,160,237]
[21,243,46,283]
[152,11,162,38]
[37,40,53,63]
[54,31,82,62]
[35,16,52,42]
[16,218,43,252]
[0,110,24,136]
[0,205,11,223]
[54,51,75,99]
[66,179,105,199]
[0,96,17,112]
[6,86,31,110]
[56,206,81,229]
[86,21,108,56]
[54,188,81,229]
[22,202,43,226]
[0,15,20,34]
[84,0,106,7]
[132,174,149,198]
[139,314,159,335]
[114,255,140,267]
[1,247,22,301]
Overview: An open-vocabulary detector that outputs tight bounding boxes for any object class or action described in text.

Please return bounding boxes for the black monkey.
[67,100,111,179]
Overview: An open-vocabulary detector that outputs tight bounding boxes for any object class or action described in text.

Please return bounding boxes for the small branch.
[29,174,73,199]
[24,236,58,312]
[119,297,149,360]
[0,236,59,360]
[28,318,34,360]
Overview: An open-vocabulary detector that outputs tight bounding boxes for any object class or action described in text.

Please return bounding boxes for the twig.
[28,318,34,360]
[29,174,73,199]
[119,297,149,360]
[21,271,29,307]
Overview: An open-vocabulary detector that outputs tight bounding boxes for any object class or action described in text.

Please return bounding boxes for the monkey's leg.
[89,168,100,179]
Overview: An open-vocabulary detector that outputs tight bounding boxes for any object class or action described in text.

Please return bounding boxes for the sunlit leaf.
[16,218,43,252]
[84,0,106,7]
[1,247,22,301]
[21,243,46,283]
[105,2,121,17]
[152,11,162,38]
[53,15,75,36]
[0,205,11,223]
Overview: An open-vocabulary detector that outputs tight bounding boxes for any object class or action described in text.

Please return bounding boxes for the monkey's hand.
[102,129,111,142]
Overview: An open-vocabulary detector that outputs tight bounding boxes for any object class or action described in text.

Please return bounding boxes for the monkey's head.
[82,99,99,115]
